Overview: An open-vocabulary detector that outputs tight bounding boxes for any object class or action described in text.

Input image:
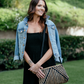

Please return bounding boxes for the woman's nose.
[41,7,45,10]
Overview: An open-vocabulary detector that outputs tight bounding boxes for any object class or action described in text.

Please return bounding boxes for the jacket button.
[24,30,25,31]
[22,52,23,53]
[23,44,24,46]
[21,31,22,32]
[26,24,28,26]
[24,37,25,39]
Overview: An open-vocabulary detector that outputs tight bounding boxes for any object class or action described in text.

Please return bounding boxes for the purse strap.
[40,24,46,58]
[40,24,62,64]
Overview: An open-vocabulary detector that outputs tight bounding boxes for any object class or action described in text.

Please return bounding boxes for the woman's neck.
[31,14,40,24]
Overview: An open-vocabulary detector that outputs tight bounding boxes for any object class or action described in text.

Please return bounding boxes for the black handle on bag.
[40,24,62,64]
[40,24,46,58]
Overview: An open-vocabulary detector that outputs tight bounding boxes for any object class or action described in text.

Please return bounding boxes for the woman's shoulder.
[18,20,25,26]
[17,20,25,29]
[46,19,58,30]
[46,19,55,26]
[17,16,28,29]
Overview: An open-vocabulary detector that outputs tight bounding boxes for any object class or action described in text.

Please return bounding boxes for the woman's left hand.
[28,63,40,74]
[36,68,45,78]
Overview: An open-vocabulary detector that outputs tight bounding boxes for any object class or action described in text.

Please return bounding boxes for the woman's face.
[34,0,45,16]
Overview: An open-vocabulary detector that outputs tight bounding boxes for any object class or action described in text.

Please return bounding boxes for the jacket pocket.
[18,28,24,33]
[51,25,55,30]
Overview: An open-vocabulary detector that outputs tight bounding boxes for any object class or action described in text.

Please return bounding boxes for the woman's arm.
[24,51,34,67]
[28,28,53,78]
[24,51,45,78]
[29,27,53,69]
[30,31,53,78]
[36,31,53,67]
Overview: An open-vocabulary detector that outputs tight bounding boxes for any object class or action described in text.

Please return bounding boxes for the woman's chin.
[37,13,44,16]
[38,14,44,16]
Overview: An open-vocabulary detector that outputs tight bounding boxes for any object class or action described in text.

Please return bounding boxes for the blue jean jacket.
[14,16,63,63]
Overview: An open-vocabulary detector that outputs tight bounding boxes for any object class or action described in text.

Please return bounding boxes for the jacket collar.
[23,15,50,25]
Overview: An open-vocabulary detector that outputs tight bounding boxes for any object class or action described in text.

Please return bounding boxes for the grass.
[63,59,84,84]
[0,69,23,84]
[0,59,84,84]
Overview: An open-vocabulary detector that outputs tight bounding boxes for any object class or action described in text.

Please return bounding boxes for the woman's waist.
[25,46,49,54]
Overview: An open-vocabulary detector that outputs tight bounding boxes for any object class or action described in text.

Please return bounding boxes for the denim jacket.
[14,16,63,62]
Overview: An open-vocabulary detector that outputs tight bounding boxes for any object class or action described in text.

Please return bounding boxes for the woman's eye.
[38,5,41,7]
[43,6,45,8]
[38,5,45,8]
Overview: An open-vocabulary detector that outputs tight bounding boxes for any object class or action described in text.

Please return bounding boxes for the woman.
[14,0,63,84]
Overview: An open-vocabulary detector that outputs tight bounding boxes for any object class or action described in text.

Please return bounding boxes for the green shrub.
[3,56,23,70]
[60,36,84,62]
[0,8,26,31]
[0,36,84,70]
[1,0,84,31]
[0,40,15,58]
[0,0,21,8]
[0,40,23,70]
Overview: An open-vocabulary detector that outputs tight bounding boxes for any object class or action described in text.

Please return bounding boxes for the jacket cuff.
[55,57,63,63]
[13,55,19,61]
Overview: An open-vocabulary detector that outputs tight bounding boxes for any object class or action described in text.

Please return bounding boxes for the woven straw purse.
[39,24,69,84]
[39,64,69,84]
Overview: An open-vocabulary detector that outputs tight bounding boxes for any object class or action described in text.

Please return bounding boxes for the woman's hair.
[27,0,48,27]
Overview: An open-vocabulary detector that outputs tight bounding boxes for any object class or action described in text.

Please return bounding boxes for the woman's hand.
[28,64,45,78]
[28,63,40,74]
[36,67,45,78]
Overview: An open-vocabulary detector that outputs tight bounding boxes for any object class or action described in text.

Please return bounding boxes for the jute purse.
[39,63,69,84]
[39,24,69,84]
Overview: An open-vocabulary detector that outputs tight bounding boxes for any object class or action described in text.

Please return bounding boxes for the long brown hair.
[27,0,48,28]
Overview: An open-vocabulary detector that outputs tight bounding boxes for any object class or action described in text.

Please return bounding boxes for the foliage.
[0,36,84,70]
[60,36,84,62]
[0,8,26,31]
[46,0,84,28]
[0,57,23,70]
[0,40,23,70]
[0,40,15,58]
[0,0,21,8]
[0,0,84,31]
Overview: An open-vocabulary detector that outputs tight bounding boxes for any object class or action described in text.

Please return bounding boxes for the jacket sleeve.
[13,24,20,61]
[54,25,63,62]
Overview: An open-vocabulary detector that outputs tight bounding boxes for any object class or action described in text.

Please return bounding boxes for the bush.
[0,40,23,70]
[60,36,84,62]
[1,0,84,31]
[0,40,15,58]
[0,36,84,70]
[0,8,26,31]
[0,0,21,8]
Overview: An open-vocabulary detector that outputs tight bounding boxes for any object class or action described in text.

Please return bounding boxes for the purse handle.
[40,24,47,58]
[40,24,62,64]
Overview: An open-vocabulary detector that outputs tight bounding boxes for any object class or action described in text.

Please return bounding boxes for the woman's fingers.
[38,69,45,77]
[28,64,40,74]
[36,72,43,78]
[28,66,45,78]
[36,73,40,78]
[36,69,45,78]
[28,67,38,74]
[40,66,43,69]
[29,68,45,78]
